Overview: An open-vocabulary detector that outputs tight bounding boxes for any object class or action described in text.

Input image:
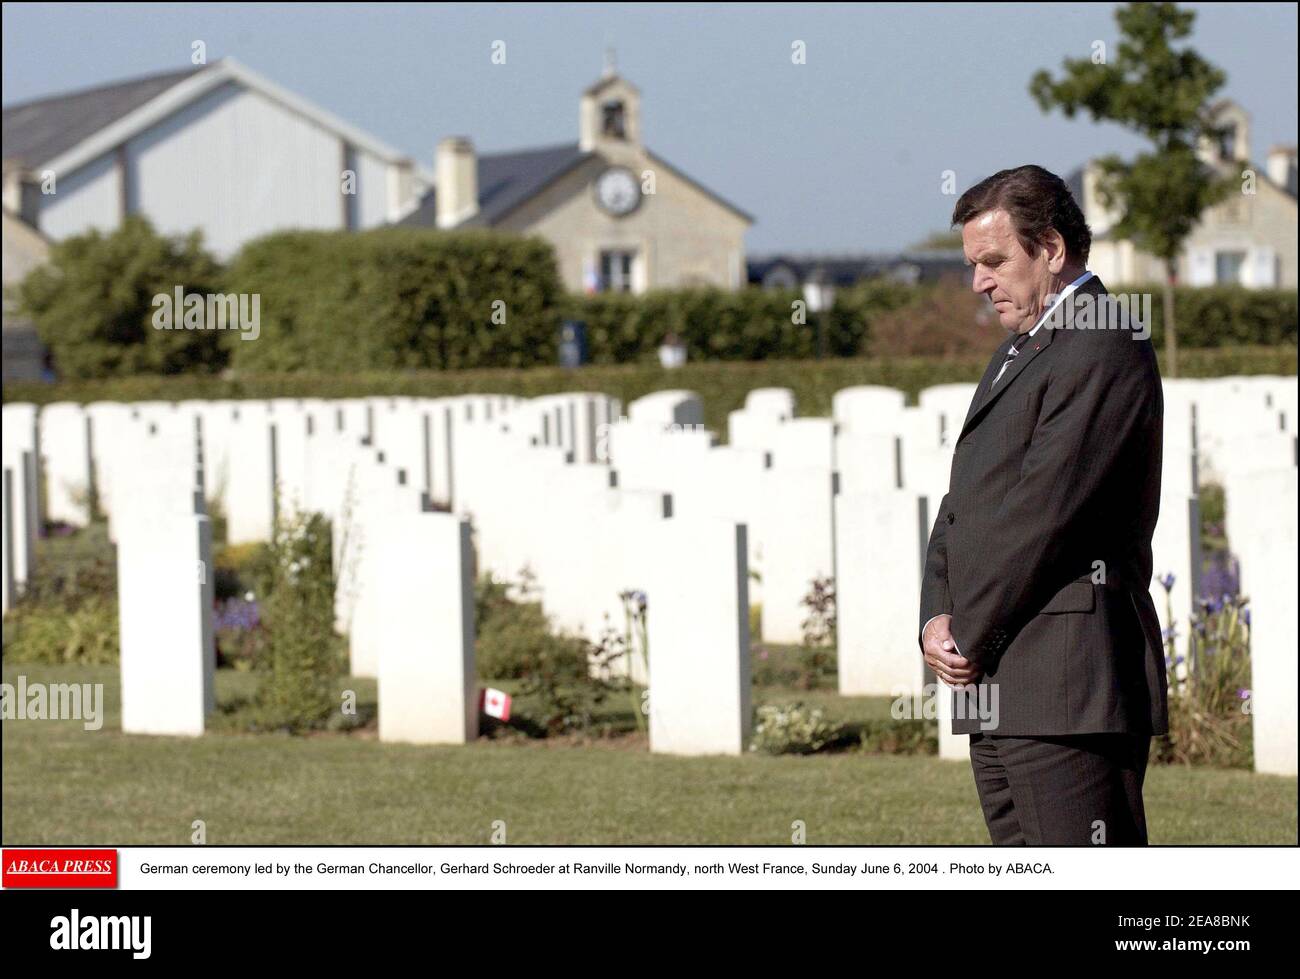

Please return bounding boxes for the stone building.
[399,66,752,293]
[1069,100,1298,289]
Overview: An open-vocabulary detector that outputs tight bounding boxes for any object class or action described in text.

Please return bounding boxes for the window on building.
[1214,250,1247,285]
[1219,197,1244,225]
[1218,125,1238,161]
[600,249,636,292]
[602,100,626,138]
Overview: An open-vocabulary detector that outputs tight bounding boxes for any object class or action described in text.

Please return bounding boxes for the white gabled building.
[1068,100,1298,290]
[2,57,433,259]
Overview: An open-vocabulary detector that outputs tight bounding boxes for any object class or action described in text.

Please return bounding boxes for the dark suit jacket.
[919,275,1169,737]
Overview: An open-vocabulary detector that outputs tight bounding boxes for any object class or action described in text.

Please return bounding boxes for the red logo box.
[2,849,118,888]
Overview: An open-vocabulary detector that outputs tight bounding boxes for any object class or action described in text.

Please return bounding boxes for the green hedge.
[563,279,919,362]
[14,218,1293,379]
[7,347,1293,437]
[225,228,563,372]
[1126,284,1298,348]
[561,282,1297,361]
[12,216,226,379]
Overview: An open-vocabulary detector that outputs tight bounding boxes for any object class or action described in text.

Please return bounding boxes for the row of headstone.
[5,373,1294,764]
[304,394,750,754]
[1220,405,1298,777]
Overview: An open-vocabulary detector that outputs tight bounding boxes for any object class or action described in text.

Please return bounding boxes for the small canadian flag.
[481,687,512,721]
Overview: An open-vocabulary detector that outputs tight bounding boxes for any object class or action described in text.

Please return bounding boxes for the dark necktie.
[993,330,1034,386]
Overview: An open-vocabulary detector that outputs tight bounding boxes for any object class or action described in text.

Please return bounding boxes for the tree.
[13,216,226,379]
[909,229,966,252]
[1029,2,1237,377]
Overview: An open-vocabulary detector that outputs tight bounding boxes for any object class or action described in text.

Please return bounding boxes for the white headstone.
[225,403,276,544]
[2,404,41,546]
[1228,467,1298,776]
[835,488,929,696]
[627,389,704,428]
[115,451,214,737]
[377,508,477,744]
[644,516,751,755]
[1,451,37,598]
[40,402,94,526]
[758,467,836,644]
[832,385,906,435]
[744,387,796,419]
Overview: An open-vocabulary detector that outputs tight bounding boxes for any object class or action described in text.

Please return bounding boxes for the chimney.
[1267,145,1298,196]
[435,137,478,229]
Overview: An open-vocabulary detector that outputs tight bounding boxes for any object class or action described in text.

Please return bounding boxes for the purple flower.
[1198,554,1240,603]
[1158,572,1176,592]
[1242,607,1251,628]
[1238,688,1251,700]
[214,598,260,632]
[1161,625,1178,641]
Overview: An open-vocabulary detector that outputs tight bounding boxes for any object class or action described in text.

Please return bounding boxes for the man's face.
[961,209,1055,333]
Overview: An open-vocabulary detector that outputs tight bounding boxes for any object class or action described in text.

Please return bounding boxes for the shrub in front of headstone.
[214,598,264,672]
[514,630,609,736]
[3,524,120,664]
[475,576,560,681]
[797,575,838,689]
[4,596,118,665]
[253,509,340,731]
[1153,591,1253,768]
[857,717,937,755]
[474,571,619,736]
[587,590,649,733]
[749,701,845,755]
[212,541,275,602]
[20,523,117,606]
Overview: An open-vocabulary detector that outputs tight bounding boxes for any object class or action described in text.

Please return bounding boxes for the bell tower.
[579,51,641,155]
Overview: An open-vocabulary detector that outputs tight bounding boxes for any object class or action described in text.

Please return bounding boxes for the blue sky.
[3,2,1296,253]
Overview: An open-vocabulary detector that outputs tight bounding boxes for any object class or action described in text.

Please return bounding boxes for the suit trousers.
[968,732,1152,845]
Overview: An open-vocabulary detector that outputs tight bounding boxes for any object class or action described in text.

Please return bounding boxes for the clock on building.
[593,166,641,216]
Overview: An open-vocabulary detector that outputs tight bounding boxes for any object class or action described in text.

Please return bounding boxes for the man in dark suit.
[919,164,1168,846]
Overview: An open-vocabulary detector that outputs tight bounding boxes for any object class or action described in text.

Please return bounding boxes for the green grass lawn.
[2,663,1294,845]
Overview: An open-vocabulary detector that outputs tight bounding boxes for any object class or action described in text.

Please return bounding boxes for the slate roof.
[2,66,206,169]
[397,141,753,228]
[399,142,594,228]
